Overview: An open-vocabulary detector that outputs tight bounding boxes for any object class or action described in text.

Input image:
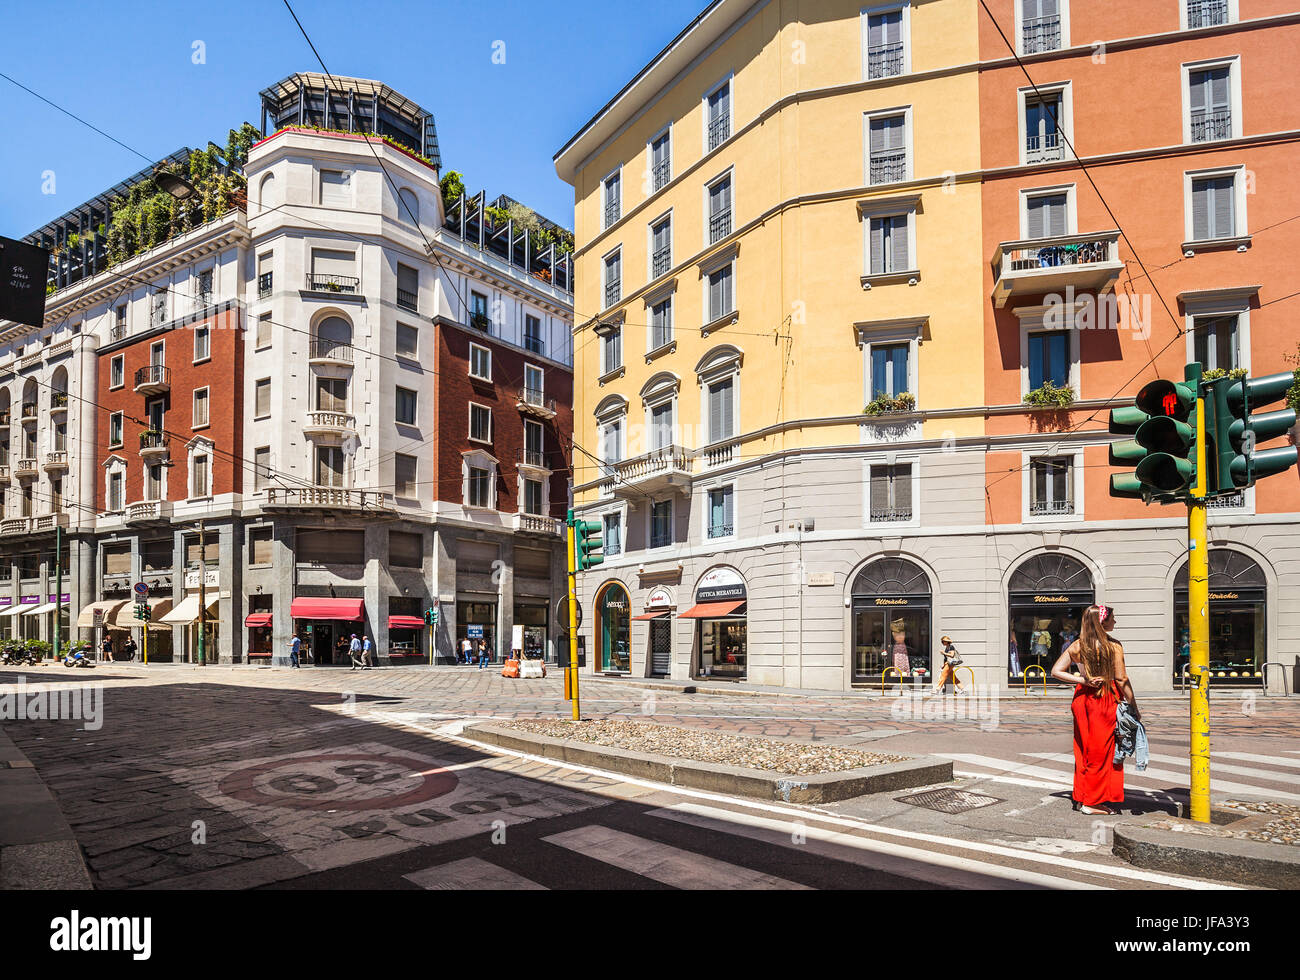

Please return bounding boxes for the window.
[1184,0,1232,30]
[1193,315,1239,372]
[192,454,210,498]
[109,413,123,447]
[524,365,544,405]
[53,421,67,452]
[193,388,209,428]
[1020,0,1063,54]
[196,269,214,308]
[315,446,345,488]
[602,417,624,468]
[602,326,623,375]
[868,214,910,275]
[706,79,731,151]
[1024,91,1066,163]
[650,498,673,548]
[115,303,126,328]
[869,463,913,523]
[249,527,273,566]
[523,418,545,467]
[397,187,420,225]
[396,323,419,358]
[867,113,907,185]
[150,340,165,367]
[110,355,124,389]
[396,386,418,426]
[151,289,168,328]
[603,170,621,229]
[603,512,623,556]
[1030,457,1073,516]
[1028,330,1069,389]
[254,446,271,491]
[650,296,673,351]
[523,478,543,516]
[257,252,273,299]
[649,401,675,452]
[707,174,732,244]
[108,471,123,512]
[706,263,735,323]
[315,377,347,413]
[470,291,489,331]
[468,466,492,507]
[1188,64,1232,143]
[651,215,672,278]
[604,250,622,308]
[708,486,734,539]
[469,403,493,443]
[310,248,357,291]
[394,453,418,497]
[1025,191,1069,239]
[254,378,271,419]
[396,263,419,312]
[256,313,272,349]
[145,463,162,502]
[865,8,905,79]
[320,169,351,206]
[870,342,910,399]
[390,530,422,568]
[1189,171,1241,241]
[650,129,672,191]
[470,343,492,380]
[524,314,544,355]
[707,376,735,443]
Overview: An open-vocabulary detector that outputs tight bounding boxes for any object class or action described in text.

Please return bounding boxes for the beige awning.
[160,595,218,625]
[109,598,172,629]
[21,601,62,617]
[76,600,129,628]
[0,604,34,619]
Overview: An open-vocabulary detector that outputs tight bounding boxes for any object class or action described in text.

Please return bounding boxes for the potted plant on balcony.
[139,429,163,448]
[1201,367,1248,382]
[863,392,917,416]
[1023,381,1075,409]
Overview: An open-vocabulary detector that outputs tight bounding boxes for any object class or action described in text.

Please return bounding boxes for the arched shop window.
[1007,553,1094,681]
[681,566,748,680]
[597,582,631,673]
[851,557,931,684]
[1173,550,1267,683]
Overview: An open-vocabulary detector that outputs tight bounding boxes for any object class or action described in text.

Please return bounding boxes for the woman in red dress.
[1050,604,1139,815]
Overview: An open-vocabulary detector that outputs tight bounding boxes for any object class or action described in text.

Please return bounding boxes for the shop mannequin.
[1060,619,1079,651]
[1009,630,1021,676]
[886,618,910,677]
[1033,618,1053,664]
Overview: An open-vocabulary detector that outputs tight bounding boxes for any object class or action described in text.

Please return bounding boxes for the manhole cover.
[895,788,1003,814]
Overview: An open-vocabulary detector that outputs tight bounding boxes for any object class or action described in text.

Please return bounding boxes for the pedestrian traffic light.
[1109,371,1199,502]
[575,520,604,571]
[424,607,439,627]
[1207,371,1299,492]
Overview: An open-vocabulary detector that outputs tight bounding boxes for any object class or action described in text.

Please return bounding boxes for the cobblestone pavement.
[2,663,1296,889]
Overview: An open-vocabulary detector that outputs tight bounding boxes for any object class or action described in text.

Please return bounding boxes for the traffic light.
[575,520,604,571]
[134,603,151,622]
[1109,372,1199,502]
[1207,371,1299,492]
[424,607,439,627]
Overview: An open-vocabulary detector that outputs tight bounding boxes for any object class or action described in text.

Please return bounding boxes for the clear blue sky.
[0,0,707,235]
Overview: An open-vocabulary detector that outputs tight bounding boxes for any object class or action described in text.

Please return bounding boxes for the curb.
[1112,820,1300,889]
[462,722,952,804]
[0,727,93,890]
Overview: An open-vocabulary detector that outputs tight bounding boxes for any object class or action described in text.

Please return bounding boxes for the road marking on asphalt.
[404,858,547,891]
[1215,751,1300,771]
[543,825,810,890]
[391,718,1238,889]
[646,804,1103,890]
[1020,751,1300,801]
[1023,750,1300,784]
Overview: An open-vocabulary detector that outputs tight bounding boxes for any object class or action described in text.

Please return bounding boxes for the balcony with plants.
[1023,380,1075,409]
[992,230,1123,308]
[864,391,917,417]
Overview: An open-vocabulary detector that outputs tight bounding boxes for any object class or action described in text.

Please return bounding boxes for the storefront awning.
[160,595,219,625]
[21,601,62,617]
[632,610,670,621]
[1,604,37,619]
[290,598,364,621]
[388,615,425,631]
[110,598,172,629]
[76,600,129,627]
[677,601,745,620]
[245,613,273,628]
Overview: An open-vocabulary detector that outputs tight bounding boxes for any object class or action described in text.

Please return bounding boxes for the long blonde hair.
[1076,605,1117,694]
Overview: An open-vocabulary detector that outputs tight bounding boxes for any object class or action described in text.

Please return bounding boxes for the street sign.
[134,581,150,597]
[0,236,52,328]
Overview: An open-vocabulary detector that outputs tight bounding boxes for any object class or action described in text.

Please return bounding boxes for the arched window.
[398,188,420,225]
[850,557,931,684]
[597,582,631,673]
[1173,549,1268,683]
[1007,552,1095,681]
[851,556,931,596]
[258,172,277,212]
[314,315,352,359]
[1008,553,1092,594]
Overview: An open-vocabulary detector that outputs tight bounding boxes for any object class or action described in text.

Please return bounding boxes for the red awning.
[632,610,670,621]
[677,601,745,620]
[290,598,365,621]
[245,613,273,628]
[388,615,425,631]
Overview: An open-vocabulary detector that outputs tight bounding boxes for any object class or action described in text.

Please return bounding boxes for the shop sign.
[20,595,39,604]
[467,624,484,639]
[696,566,746,603]
[1033,595,1071,604]
[184,567,220,590]
[0,598,10,607]
[874,597,911,606]
[48,594,70,603]
[807,573,835,587]
[646,586,673,609]
[1210,592,1239,601]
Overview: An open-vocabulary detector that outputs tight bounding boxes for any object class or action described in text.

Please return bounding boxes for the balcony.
[43,451,69,473]
[13,458,38,478]
[867,42,904,79]
[512,513,563,536]
[1188,0,1229,28]
[32,513,69,533]
[869,150,907,185]
[1191,109,1232,143]
[20,403,38,423]
[302,411,357,441]
[308,340,354,365]
[992,230,1123,308]
[258,272,273,299]
[50,392,69,414]
[604,280,621,310]
[609,445,693,498]
[707,114,731,152]
[396,288,419,313]
[604,202,621,228]
[870,507,913,523]
[1030,498,1074,517]
[125,500,173,524]
[652,247,672,279]
[1025,131,1065,164]
[263,487,384,511]
[708,210,732,244]
[517,387,557,420]
[523,334,545,356]
[134,364,171,396]
[0,518,30,536]
[470,312,490,332]
[652,160,671,192]
[1022,15,1061,54]
[518,447,549,470]
[306,273,360,295]
[139,431,169,460]
[110,323,127,343]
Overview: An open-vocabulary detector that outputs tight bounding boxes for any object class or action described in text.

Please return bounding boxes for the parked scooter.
[1,642,38,667]
[63,648,96,668]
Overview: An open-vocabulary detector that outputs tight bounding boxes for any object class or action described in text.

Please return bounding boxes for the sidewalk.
[0,725,92,889]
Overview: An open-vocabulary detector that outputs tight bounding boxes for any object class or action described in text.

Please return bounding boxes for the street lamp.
[154,170,197,200]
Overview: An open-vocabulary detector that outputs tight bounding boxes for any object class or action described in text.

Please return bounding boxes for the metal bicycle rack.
[1022,664,1047,695]
[1261,662,1290,696]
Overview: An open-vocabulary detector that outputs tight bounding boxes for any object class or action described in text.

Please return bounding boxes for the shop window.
[597,583,631,673]
[1007,553,1094,680]
[390,531,423,568]
[1174,549,1267,683]
[850,557,931,683]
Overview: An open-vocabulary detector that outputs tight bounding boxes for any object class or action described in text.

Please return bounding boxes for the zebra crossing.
[941,746,1300,802]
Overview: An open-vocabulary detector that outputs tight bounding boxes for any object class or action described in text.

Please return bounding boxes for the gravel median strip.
[497,719,907,775]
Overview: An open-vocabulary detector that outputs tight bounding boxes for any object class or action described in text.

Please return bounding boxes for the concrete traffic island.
[463,719,953,804]
[1112,800,1300,889]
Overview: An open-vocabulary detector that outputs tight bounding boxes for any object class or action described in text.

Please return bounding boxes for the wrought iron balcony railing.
[520,447,547,469]
[134,364,171,390]
[50,392,69,411]
[652,160,671,192]
[652,247,672,278]
[20,403,38,420]
[306,273,359,294]
[709,210,732,244]
[867,42,904,79]
[1188,0,1229,28]
[1030,498,1074,516]
[309,340,354,363]
[1191,108,1232,143]
[707,114,731,152]
[523,334,545,356]
[258,272,273,299]
[604,280,621,309]
[869,149,907,184]
[1026,131,1065,163]
[396,287,419,312]
[708,523,734,539]
[870,507,912,523]
[1022,15,1062,53]
[604,202,621,228]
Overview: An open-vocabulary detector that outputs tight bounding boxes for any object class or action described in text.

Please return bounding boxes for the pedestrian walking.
[100,634,114,662]
[362,635,374,670]
[477,638,489,669]
[1051,604,1139,816]
[123,636,138,663]
[288,634,302,669]
[334,636,348,667]
[929,635,966,696]
[348,633,364,670]
[461,636,473,665]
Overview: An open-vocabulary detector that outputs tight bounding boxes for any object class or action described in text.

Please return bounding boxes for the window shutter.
[890,216,910,273]
[397,264,418,294]
[870,468,889,515]
[1210,67,1230,111]
[1049,333,1068,386]
[869,118,885,154]
[1041,0,1059,18]
[894,464,912,513]
[721,264,734,314]
[1026,197,1045,239]
[1189,71,1208,115]
[1212,176,1234,238]
[885,115,905,149]
[1047,195,1067,237]
[1028,333,1045,390]
[892,346,909,396]
[870,218,885,275]
[871,347,888,398]
[1031,462,1045,507]
[724,488,734,529]
[868,13,884,48]
[1192,180,1210,240]
[251,529,273,565]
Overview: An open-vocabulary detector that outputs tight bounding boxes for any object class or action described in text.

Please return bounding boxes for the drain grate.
[895,788,1003,814]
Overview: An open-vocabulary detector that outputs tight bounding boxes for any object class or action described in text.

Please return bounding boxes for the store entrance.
[853,607,931,683]
[309,622,347,666]
[699,619,746,680]
[1173,549,1268,685]
[1006,553,1096,684]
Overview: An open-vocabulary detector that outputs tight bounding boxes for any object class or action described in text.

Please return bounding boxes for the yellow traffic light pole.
[1188,383,1211,823]
[565,516,582,722]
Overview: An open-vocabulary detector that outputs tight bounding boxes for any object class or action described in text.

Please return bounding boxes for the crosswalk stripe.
[404,857,548,891]
[1144,752,1300,784]
[1216,751,1300,771]
[645,802,1108,890]
[1015,751,1300,801]
[542,825,809,889]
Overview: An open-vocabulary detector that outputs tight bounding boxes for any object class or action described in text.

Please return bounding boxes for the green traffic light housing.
[575,520,604,571]
[1109,372,1202,502]
[1208,371,1299,491]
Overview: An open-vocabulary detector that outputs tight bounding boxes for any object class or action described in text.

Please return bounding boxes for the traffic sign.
[556,594,583,634]
[134,581,150,597]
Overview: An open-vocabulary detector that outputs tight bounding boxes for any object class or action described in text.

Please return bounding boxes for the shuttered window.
[523,479,544,515]
[869,215,910,275]
[311,248,354,279]
[868,114,907,183]
[1026,193,1068,239]
[708,487,734,539]
[515,547,552,579]
[1193,315,1239,372]
[708,377,735,443]
[468,467,492,507]
[1192,175,1236,241]
[603,513,623,556]
[869,464,913,522]
[193,388,209,427]
[650,499,673,548]
[394,453,418,497]
[602,328,623,374]
[254,378,271,418]
[1030,457,1073,515]
[397,263,418,296]
[390,531,423,568]
[1189,66,1231,142]
[320,170,351,206]
[298,529,363,565]
[315,446,345,488]
[103,546,131,575]
[256,313,272,349]
[254,447,271,491]
[602,418,623,465]
[1028,330,1069,389]
[249,527,273,566]
[707,263,734,321]
[650,297,673,351]
[650,402,674,450]
[185,538,220,565]
[315,377,347,413]
[458,539,499,574]
[870,343,910,399]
